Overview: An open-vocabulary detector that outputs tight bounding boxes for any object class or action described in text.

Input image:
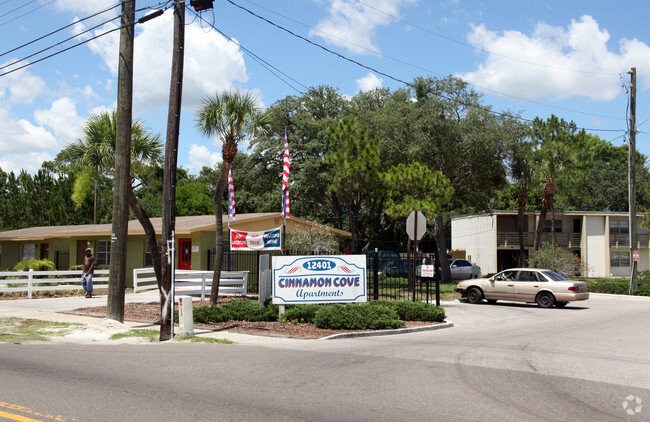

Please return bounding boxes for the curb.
[319,320,454,340]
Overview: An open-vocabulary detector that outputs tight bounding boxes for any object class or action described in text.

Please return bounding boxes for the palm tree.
[64,111,164,280]
[532,141,577,251]
[509,139,535,266]
[195,90,268,306]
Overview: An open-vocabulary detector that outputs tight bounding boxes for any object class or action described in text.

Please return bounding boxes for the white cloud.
[356,73,384,92]
[0,64,46,104]
[34,97,84,143]
[0,152,54,175]
[187,144,221,173]
[0,105,57,155]
[459,15,650,101]
[53,0,119,16]
[84,11,248,115]
[311,0,417,55]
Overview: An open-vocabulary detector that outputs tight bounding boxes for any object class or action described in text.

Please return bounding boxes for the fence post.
[373,252,379,301]
[27,269,33,299]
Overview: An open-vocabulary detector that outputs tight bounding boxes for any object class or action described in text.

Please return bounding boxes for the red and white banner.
[230,227,282,251]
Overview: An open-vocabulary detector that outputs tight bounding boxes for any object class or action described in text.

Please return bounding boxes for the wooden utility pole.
[107,0,134,322]
[629,67,638,293]
[160,0,185,341]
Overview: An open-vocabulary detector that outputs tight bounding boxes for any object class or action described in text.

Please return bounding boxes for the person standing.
[81,248,96,298]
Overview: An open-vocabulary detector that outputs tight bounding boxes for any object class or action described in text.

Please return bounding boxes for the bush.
[313,303,404,330]
[527,243,582,276]
[192,299,279,324]
[369,300,446,322]
[13,259,56,272]
[282,304,320,324]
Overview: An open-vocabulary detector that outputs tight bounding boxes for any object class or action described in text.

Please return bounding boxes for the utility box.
[177,295,194,336]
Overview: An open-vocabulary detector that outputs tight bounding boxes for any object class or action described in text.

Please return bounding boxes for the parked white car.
[455,268,589,308]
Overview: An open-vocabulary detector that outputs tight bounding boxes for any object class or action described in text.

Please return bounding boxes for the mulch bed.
[63,297,438,339]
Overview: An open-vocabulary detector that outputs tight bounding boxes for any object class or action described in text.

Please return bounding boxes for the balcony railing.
[497,232,649,249]
[497,232,581,248]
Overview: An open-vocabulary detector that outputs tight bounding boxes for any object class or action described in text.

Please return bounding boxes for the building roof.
[452,210,645,220]
[0,213,351,241]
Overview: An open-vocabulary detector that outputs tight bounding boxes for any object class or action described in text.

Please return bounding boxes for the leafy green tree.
[326,118,382,253]
[382,162,454,221]
[195,90,268,306]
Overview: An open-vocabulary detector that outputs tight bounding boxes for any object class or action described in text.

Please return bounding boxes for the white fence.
[0,269,109,299]
[133,268,248,300]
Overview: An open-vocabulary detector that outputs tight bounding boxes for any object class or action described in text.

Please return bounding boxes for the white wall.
[451,215,496,276]
[584,216,607,277]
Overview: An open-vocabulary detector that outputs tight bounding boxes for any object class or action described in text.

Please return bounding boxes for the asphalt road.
[1,293,649,421]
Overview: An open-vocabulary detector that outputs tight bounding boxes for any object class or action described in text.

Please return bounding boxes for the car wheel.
[487,299,497,304]
[466,287,483,304]
[536,291,556,308]
[555,301,568,308]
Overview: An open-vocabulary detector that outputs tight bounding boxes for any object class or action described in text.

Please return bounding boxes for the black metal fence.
[207,249,440,302]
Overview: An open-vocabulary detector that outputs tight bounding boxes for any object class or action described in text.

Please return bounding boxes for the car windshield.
[541,270,568,281]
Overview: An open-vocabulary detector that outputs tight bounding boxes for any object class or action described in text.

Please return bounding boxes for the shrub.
[527,243,582,276]
[313,303,404,330]
[14,259,56,272]
[192,299,279,324]
[282,304,320,324]
[369,300,446,322]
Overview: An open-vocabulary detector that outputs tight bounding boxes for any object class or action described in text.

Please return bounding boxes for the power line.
[226,0,626,134]
[0,2,170,78]
[0,0,40,19]
[0,2,122,57]
[0,0,57,27]
[357,0,620,77]
[189,7,307,95]
[237,0,623,123]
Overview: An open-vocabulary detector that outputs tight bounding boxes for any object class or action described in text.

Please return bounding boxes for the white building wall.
[584,216,607,278]
[451,214,496,276]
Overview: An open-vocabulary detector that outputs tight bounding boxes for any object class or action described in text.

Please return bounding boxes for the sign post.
[406,211,426,301]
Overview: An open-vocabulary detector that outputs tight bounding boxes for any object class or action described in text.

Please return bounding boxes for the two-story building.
[451,211,647,277]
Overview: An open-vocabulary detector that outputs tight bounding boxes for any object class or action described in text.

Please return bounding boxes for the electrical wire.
[237,0,624,123]
[0,1,171,78]
[0,0,57,27]
[356,0,620,77]
[189,6,307,95]
[0,2,121,57]
[0,0,40,19]
[226,0,626,133]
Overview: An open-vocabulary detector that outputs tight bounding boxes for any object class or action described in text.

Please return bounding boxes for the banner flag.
[230,227,282,250]
[227,168,236,220]
[281,130,291,218]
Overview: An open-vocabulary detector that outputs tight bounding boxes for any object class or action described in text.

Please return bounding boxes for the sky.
[1,0,649,175]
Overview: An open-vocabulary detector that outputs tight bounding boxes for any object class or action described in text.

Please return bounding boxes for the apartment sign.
[272,255,367,304]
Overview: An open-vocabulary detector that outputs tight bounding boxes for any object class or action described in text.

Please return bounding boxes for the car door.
[484,270,516,300]
[450,260,473,280]
[513,270,542,302]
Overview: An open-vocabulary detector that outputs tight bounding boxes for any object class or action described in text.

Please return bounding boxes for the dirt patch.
[65,297,439,339]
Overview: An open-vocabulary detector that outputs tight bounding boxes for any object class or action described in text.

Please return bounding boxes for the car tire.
[555,301,568,308]
[536,291,556,308]
[467,287,484,304]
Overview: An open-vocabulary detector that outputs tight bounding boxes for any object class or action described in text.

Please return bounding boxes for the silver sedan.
[455,268,589,308]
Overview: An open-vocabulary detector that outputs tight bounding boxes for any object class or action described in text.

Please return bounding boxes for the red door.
[178,238,192,270]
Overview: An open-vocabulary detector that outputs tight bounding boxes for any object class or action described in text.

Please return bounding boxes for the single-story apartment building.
[0,213,350,286]
[451,210,648,278]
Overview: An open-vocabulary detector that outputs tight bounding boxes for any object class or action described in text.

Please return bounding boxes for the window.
[20,244,35,261]
[496,270,517,281]
[610,220,629,234]
[144,239,162,267]
[517,270,538,282]
[610,251,630,267]
[97,240,111,266]
[544,220,562,232]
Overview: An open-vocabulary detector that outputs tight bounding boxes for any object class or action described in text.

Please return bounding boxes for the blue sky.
[1,0,649,175]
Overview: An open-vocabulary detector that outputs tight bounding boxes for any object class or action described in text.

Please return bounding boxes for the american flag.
[282,131,291,218]
[227,168,236,220]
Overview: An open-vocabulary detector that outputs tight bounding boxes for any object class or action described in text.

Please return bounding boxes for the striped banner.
[282,130,291,218]
[227,168,236,220]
